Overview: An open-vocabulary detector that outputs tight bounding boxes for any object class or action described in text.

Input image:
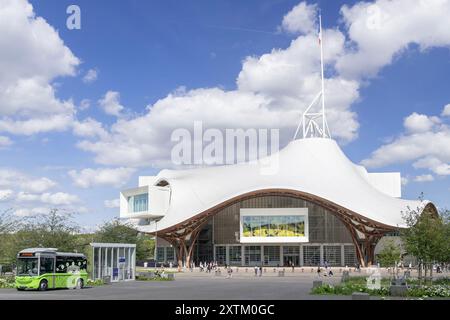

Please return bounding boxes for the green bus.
[15,248,88,291]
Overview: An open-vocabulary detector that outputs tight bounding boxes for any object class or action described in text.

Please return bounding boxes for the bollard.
[273,268,276,273]
[301,268,304,273]
[278,270,285,277]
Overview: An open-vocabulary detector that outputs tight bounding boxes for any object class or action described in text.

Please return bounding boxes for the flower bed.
[311,276,450,298]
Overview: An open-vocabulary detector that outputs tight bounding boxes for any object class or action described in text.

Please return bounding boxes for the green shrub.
[0,276,15,289]
[407,285,450,298]
[87,279,104,286]
[311,282,389,296]
[136,275,174,281]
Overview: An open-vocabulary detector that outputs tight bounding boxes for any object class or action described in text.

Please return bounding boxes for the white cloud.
[70,0,450,170]
[414,174,434,182]
[98,91,124,117]
[0,189,14,201]
[72,118,108,139]
[336,0,450,80]
[68,167,136,188]
[362,109,450,176]
[104,198,120,208]
[40,192,79,205]
[442,104,450,117]
[0,136,12,147]
[0,0,79,135]
[403,112,439,133]
[280,2,318,34]
[16,192,79,205]
[0,169,57,193]
[82,69,98,83]
[0,114,73,136]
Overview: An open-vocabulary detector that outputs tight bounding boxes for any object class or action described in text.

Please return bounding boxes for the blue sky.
[0,0,449,230]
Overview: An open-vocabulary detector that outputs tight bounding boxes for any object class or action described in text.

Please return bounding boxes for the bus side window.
[56,257,67,273]
[40,257,55,274]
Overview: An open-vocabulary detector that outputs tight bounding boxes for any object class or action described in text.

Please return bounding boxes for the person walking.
[254,265,258,276]
[317,265,321,277]
[259,266,262,277]
[227,266,233,279]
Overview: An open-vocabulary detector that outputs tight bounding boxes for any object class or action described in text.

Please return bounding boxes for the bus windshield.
[17,258,39,276]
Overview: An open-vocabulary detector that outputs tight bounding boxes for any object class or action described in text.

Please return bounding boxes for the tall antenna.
[293,13,331,140]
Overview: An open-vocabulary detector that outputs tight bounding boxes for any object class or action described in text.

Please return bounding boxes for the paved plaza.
[1,267,447,300]
[0,268,346,300]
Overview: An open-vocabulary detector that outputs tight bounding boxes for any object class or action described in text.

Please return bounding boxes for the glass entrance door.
[283,255,299,267]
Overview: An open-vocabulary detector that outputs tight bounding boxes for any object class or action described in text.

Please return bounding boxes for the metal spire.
[293,13,331,141]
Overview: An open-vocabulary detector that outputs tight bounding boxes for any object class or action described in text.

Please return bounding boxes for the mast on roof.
[293,13,331,140]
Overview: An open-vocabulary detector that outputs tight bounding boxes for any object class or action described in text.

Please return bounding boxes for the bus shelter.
[90,243,136,282]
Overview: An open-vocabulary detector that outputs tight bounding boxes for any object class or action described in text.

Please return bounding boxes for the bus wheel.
[76,278,84,289]
[38,280,48,291]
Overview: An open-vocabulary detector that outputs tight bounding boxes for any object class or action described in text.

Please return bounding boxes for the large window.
[244,246,261,266]
[344,245,357,267]
[229,246,242,265]
[324,245,342,266]
[156,247,165,262]
[303,246,320,266]
[215,246,226,265]
[263,246,280,266]
[166,247,175,262]
[127,193,148,213]
[242,215,305,237]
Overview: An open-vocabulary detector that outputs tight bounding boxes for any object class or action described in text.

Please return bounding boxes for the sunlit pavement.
[1,268,448,300]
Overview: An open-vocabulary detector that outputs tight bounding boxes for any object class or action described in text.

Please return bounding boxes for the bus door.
[39,254,56,288]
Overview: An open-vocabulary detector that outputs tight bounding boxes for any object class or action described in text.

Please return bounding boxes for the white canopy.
[137,138,426,233]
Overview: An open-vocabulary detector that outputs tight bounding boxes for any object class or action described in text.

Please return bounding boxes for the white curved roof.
[138,138,427,232]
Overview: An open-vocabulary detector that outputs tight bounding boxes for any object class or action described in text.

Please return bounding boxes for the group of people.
[316,260,334,277]
[254,265,263,277]
[198,261,218,273]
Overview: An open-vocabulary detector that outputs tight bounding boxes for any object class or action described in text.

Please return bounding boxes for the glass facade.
[175,195,358,267]
[344,245,357,267]
[244,246,261,266]
[242,215,305,237]
[127,193,148,213]
[156,247,165,262]
[303,246,321,266]
[215,246,226,265]
[213,196,352,244]
[324,245,342,266]
[263,246,280,266]
[229,246,242,265]
[166,247,175,262]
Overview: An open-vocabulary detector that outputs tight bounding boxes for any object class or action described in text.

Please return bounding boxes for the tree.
[401,199,448,283]
[13,209,80,253]
[0,209,17,265]
[377,239,402,268]
[94,219,154,261]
